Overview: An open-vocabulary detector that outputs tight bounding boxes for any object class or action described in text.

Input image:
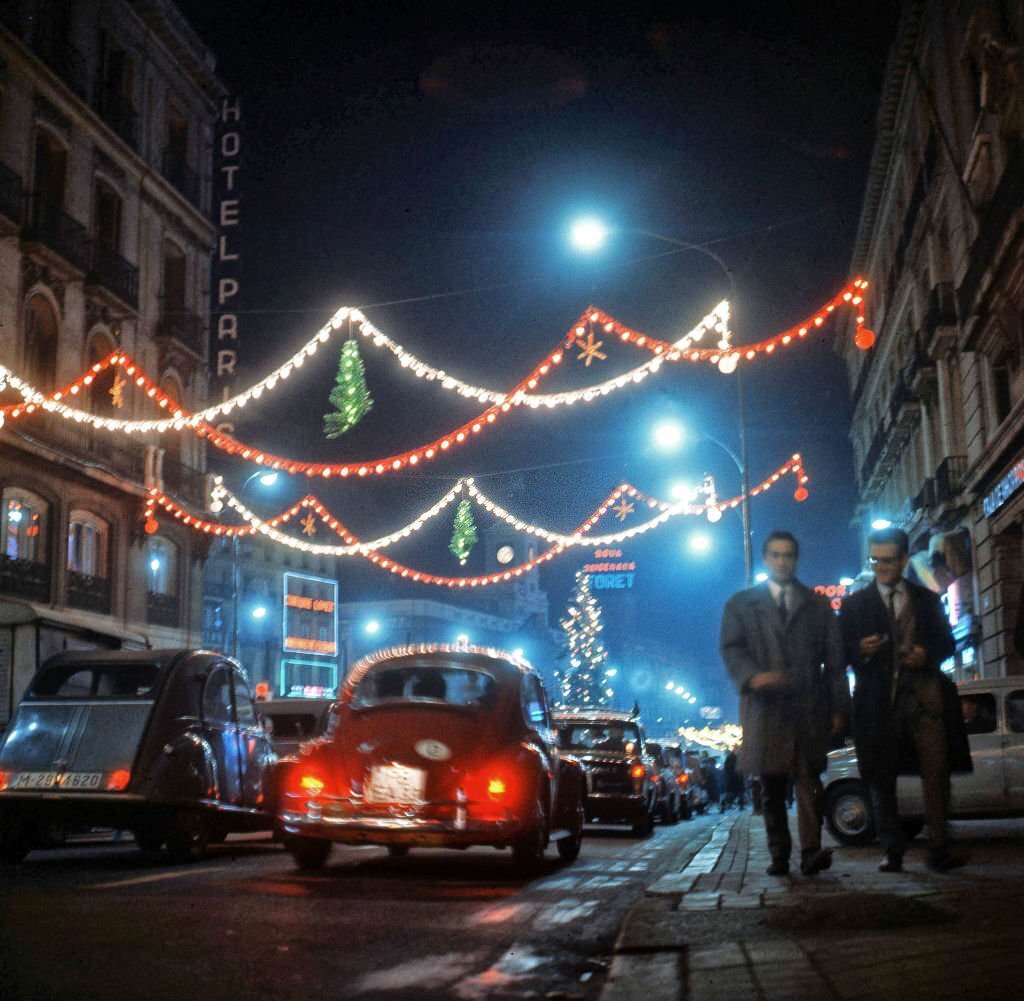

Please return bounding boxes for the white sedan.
[823,677,1024,845]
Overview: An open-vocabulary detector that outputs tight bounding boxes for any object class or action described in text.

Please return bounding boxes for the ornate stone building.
[839,0,1023,679]
[0,0,225,722]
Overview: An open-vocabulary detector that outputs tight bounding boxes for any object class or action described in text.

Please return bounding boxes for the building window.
[67,510,108,577]
[992,361,1013,425]
[94,178,122,253]
[146,535,178,596]
[24,294,59,392]
[2,487,48,562]
[86,330,118,415]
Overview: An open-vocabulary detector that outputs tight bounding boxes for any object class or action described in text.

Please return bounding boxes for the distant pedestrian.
[721,530,848,876]
[838,527,972,873]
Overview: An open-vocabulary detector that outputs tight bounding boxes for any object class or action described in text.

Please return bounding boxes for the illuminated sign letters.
[283,572,338,657]
[582,547,637,590]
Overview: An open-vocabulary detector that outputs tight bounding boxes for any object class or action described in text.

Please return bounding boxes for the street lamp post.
[231,470,279,660]
[569,220,753,585]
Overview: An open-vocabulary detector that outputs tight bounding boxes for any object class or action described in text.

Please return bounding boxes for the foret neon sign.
[582,547,637,590]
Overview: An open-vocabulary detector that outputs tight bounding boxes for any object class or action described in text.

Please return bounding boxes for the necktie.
[778,587,788,625]
[888,587,898,623]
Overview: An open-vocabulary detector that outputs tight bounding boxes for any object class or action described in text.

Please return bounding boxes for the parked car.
[276,644,587,871]
[0,649,276,864]
[646,740,690,822]
[553,710,659,836]
[258,697,337,759]
[823,677,1024,845]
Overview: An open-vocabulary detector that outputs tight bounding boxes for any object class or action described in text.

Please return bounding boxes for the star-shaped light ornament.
[613,498,635,522]
[574,329,607,367]
[110,374,126,409]
[301,512,317,537]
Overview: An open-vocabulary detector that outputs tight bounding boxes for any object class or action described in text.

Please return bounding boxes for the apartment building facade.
[0,0,225,723]
[839,0,1023,679]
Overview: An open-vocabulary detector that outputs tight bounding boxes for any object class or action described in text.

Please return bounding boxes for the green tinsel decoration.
[449,499,478,565]
[323,339,372,438]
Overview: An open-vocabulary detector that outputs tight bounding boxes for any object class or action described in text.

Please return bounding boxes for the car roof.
[957,677,1024,692]
[343,643,534,692]
[552,710,641,724]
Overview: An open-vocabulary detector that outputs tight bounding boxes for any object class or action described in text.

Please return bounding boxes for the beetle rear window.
[29,664,161,699]
[557,722,640,753]
[352,664,497,710]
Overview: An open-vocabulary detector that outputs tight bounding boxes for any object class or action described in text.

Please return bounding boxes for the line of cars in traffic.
[0,645,719,870]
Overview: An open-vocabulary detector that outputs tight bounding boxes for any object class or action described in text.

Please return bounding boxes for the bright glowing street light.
[755,571,769,583]
[652,419,685,453]
[688,532,712,555]
[251,605,267,620]
[364,619,381,636]
[569,216,610,253]
[839,576,855,587]
[871,518,893,530]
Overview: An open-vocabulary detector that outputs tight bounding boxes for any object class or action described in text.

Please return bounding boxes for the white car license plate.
[10,772,102,790]
[366,764,425,804]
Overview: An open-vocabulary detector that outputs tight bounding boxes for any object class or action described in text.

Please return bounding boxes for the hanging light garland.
[143,454,810,586]
[0,278,870,448]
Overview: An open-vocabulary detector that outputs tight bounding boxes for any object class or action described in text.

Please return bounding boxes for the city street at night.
[2,813,1023,1000]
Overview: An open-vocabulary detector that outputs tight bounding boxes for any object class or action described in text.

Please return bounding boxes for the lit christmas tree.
[323,339,372,438]
[448,498,478,565]
[556,571,611,707]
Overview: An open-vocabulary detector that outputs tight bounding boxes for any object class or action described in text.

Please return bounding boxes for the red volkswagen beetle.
[276,644,586,872]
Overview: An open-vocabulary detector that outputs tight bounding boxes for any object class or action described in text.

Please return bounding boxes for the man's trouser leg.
[908,692,951,855]
[761,773,792,862]
[867,771,905,859]
[792,748,824,857]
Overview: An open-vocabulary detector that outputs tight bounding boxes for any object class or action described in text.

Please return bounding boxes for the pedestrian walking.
[721,530,848,876]
[838,526,971,873]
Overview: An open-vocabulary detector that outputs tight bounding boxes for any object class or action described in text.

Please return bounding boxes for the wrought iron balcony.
[156,305,206,357]
[912,477,937,512]
[159,453,207,508]
[90,243,139,308]
[935,455,967,503]
[0,161,23,225]
[23,194,92,272]
[16,412,147,484]
[66,571,112,615]
[161,149,200,206]
[146,591,180,628]
[0,555,50,603]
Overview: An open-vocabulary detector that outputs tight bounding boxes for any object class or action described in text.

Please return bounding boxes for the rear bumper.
[583,791,649,822]
[279,795,529,847]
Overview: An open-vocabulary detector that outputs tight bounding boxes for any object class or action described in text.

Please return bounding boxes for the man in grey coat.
[721,531,849,876]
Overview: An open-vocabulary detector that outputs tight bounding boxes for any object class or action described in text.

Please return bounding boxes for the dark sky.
[174,0,901,716]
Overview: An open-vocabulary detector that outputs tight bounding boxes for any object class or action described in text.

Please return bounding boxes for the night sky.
[174,1,902,717]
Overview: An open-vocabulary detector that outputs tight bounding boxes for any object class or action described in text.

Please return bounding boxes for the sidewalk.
[600,811,1022,1001]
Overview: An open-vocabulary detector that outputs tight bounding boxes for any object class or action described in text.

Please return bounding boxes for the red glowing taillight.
[105,769,131,791]
[299,774,325,796]
[0,770,9,791]
[630,763,646,780]
[486,777,508,800]
[676,772,690,787]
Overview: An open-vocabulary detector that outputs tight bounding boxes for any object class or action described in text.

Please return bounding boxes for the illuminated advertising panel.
[582,547,636,590]
[283,572,338,656]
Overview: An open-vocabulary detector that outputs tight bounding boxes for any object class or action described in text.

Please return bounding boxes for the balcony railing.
[160,453,207,506]
[935,455,967,503]
[0,555,50,603]
[161,149,200,207]
[18,411,147,484]
[66,571,112,615]
[90,244,139,308]
[913,477,937,512]
[157,306,206,357]
[146,591,179,628]
[23,195,92,272]
[0,161,23,225]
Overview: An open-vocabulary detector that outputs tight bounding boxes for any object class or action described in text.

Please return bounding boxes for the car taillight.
[630,763,646,780]
[299,774,325,796]
[0,770,9,791]
[486,777,508,800]
[676,772,690,787]
[105,769,131,791]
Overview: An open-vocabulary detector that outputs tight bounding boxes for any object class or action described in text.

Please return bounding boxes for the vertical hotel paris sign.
[212,98,241,432]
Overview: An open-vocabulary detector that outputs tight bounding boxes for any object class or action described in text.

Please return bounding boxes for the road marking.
[90,867,229,889]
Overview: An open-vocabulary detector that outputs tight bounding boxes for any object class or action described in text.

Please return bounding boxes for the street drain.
[763,893,958,932]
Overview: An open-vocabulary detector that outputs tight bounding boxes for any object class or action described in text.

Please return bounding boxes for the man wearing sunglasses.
[838,527,971,873]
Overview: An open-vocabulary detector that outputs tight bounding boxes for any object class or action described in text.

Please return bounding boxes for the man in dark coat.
[721,530,848,876]
[838,527,971,873]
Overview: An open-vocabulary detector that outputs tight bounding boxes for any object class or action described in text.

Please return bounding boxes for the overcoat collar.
[751,579,810,632]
